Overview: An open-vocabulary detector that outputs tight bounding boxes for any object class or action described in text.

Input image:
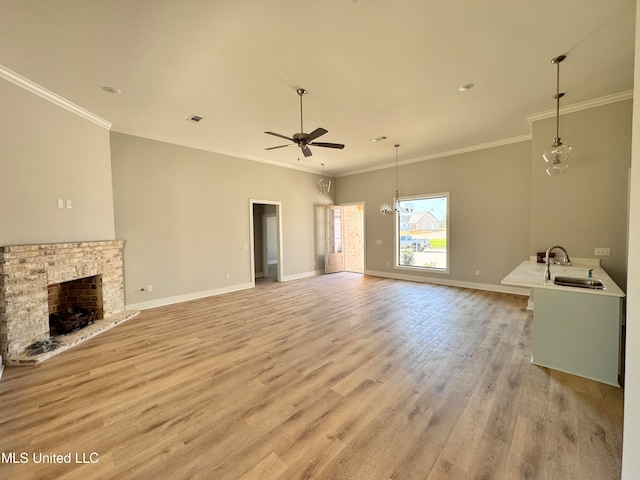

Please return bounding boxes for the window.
[396,193,449,272]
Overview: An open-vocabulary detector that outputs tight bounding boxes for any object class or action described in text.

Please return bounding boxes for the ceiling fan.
[265,88,345,158]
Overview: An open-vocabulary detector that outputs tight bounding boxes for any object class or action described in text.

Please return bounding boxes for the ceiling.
[0,0,635,176]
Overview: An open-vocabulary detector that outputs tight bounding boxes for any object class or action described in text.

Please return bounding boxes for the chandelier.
[380,144,413,215]
[543,54,572,176]
[317,163,331,194]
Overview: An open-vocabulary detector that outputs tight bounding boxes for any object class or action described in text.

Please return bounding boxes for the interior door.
[325,205,345,274]
[262,213,277,278]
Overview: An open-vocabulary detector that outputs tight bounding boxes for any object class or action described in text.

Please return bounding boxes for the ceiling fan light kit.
[264,88,345,158]
[543,54,572,176]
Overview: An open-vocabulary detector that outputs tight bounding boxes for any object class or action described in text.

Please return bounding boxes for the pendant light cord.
[555,60,560,140]
[299,91,304,134]
[551,54,566,142]
[395,144,400,194]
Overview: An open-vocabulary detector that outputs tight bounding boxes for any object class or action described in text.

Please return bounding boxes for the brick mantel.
[0,241,132,364]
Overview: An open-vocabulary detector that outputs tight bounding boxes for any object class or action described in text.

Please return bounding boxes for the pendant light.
[543,54,572,176]
[317,163,331,195]
[380,144,413,215]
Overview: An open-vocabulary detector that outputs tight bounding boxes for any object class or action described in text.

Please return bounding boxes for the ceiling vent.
[186,115,203,123]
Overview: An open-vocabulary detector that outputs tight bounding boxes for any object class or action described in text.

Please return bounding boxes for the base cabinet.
[532,287,622,386]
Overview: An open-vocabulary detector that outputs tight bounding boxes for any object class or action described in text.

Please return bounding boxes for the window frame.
[394,192,450,274]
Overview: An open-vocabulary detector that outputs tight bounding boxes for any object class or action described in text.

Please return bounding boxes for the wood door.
[325,205,345,274]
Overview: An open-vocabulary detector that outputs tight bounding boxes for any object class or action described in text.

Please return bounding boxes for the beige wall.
[0,79,116,245]
[336,141,532,289]
[621,2,640,477]
[336,100,632,292]
[531,99,632,289]
[110,132,333,308]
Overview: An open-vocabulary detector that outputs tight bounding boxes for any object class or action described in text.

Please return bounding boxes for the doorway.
[325,203,365,274]
[250,200,283,284]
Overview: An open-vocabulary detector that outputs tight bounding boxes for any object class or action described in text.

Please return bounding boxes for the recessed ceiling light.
[458,83,474,92]
[102,86,121,95]
[186,115,203,123]
[371,136,387,142]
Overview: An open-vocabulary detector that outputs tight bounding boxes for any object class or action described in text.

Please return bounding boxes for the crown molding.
[527,90,633,124]
[111,126,325,175]
[337,134,532,177]
[0,65,111,130]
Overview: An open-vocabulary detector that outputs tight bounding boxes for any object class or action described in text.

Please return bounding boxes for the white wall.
[0,79,115,245]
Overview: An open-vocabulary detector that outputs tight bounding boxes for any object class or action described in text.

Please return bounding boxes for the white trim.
[396,192,450,274]
[113,127,323,175]
[0,65,112,130]
[337,134,532,177]
[364,269,530,296]
[124,271,322,311]
[337,90,633,178]
[249,199,283,285]
[527,90,633,124]
[126,282,254,311]
[282,270,324,282]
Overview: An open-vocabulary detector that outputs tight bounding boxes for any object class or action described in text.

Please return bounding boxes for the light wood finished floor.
[0,273,623,479]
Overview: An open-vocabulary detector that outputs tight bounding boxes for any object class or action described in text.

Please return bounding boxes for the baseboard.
[282,270,324,282]
[364,270,530,296]
[126,282,255,311]
[125,270,324,311]
[125,269,526,312]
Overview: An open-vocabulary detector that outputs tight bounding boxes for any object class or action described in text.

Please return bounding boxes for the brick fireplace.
[0,241,139,365]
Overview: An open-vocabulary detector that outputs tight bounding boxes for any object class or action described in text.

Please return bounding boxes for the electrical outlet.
[66,199,72,209]
[225,273,230,279]
[475,270,480,276]
[147,284,153,292]
[57,198,65,209]
[595,247,611,256]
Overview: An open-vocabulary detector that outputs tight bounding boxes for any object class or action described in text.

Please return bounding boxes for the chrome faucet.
[544,245,571,281]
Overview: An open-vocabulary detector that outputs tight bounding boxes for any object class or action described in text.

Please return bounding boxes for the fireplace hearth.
[26,338,61,357]
[0,241,140,365]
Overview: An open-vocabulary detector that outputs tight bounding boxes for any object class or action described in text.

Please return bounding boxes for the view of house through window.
[396,193,449,271]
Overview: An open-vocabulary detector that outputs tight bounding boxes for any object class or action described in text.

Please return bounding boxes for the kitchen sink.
[553,276,605,290]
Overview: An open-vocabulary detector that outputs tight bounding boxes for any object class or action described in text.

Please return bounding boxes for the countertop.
[502,260,625,298]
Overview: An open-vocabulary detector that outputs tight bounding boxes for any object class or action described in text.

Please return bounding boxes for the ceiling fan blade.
[265,144,293,150]
[306,127,328,142]
[265,131,294,142]
[309,142,345,149]
[301,145,313,157]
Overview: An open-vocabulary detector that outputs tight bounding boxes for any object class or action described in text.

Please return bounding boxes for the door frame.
[325,205,345,274]
[249,199,283,284]
[340,201,366,274]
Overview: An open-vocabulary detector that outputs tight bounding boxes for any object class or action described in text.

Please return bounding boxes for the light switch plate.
[57,199,64,209]
[595,247,611,256]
